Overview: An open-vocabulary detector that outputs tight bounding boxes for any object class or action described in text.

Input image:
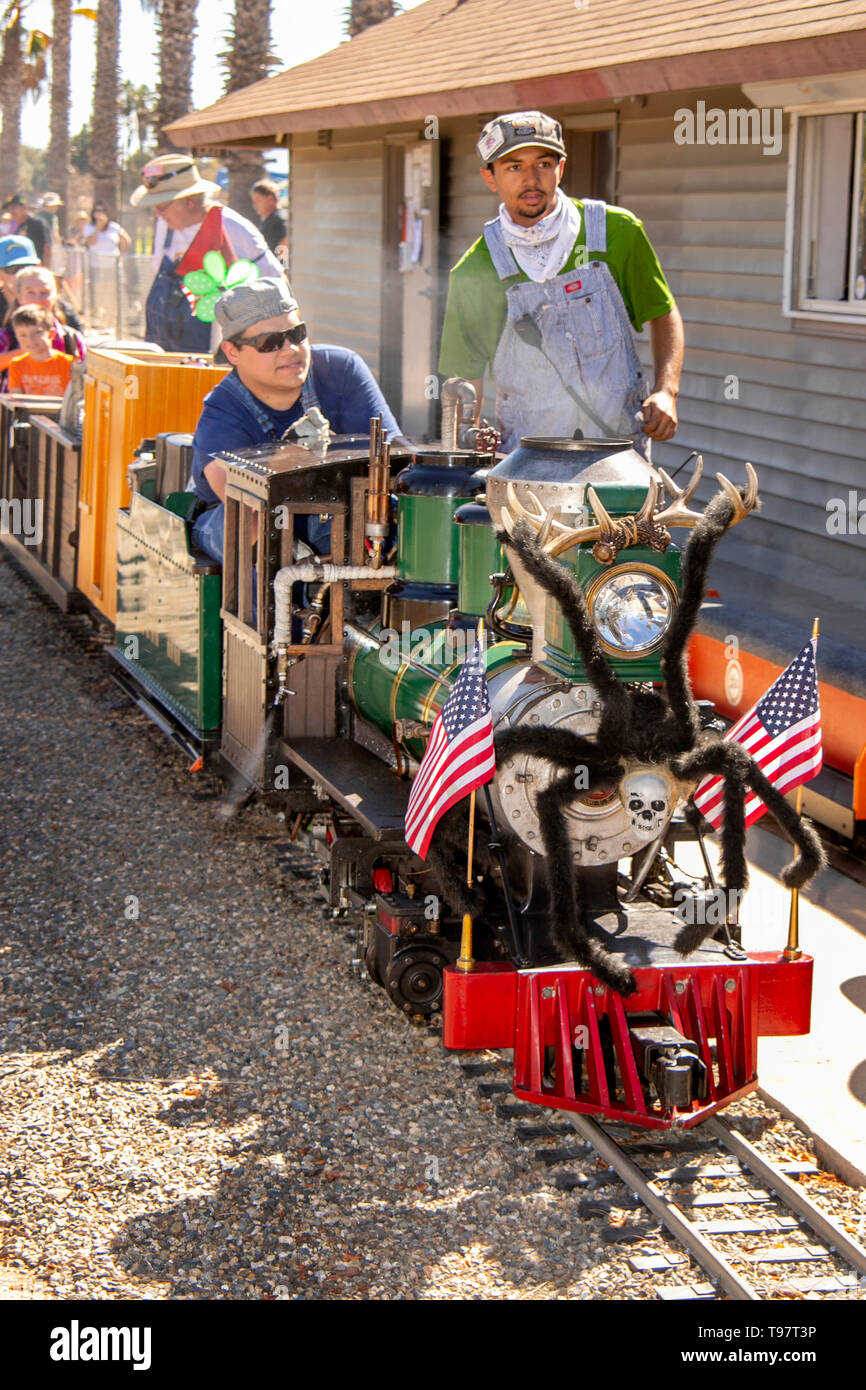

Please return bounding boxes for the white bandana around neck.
[499,189,582,282]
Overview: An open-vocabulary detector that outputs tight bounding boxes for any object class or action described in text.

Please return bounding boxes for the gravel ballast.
[1,553,864,1301]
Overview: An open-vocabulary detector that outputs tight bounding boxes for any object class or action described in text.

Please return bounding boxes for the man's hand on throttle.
[641,389,678,441]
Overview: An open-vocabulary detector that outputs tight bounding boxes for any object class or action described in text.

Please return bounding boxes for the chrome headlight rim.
[584,562,678,660]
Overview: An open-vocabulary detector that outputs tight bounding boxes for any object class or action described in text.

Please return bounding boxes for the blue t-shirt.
[192,344,401,505]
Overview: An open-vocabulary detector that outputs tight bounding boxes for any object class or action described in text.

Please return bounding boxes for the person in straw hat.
[130,153,283,352]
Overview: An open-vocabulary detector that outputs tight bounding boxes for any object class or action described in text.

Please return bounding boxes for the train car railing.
[0,397,80,607]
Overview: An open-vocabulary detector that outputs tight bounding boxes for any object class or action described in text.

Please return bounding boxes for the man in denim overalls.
[438,111,683,457]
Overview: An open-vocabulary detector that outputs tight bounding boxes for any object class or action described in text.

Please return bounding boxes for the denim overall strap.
[482,218,521,280]
[582,199,607,254]
[145,228,212,353]
[220,368,284,439]
[300,357,320,413]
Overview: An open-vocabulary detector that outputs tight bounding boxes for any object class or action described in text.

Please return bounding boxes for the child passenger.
[6,305,74,396]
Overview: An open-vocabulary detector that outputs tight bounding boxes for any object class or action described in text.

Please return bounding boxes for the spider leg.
[671,742,750,955]
[499,520,631,747]
[535,773,636,995]
[742,760,826,889]
[495,724,623,786]
[672,741,825,954]
[661,484,761,751]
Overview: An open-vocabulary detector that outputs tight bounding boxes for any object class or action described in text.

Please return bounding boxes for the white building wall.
[289,137,386,375]
[617,87,866,595]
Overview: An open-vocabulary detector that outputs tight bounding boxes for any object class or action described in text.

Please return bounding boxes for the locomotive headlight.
[586,564,677,657]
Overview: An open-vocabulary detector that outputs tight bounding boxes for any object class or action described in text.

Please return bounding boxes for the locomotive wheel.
[364,938,384,986]
[385,946,448,1016]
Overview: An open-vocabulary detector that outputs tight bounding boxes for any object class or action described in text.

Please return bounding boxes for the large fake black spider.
[493,470,825,996]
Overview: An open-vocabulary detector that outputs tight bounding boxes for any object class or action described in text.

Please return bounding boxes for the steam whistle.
[365,416,391,569]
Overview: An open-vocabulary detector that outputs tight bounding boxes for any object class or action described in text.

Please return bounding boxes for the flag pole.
[457,619,485,973]
[783,617,820,962]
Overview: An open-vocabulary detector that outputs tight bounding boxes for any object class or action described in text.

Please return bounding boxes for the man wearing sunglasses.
[190,278,400,563]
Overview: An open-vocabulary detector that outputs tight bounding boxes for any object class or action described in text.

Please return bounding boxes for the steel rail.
[459,1053,864,1299]
[706,1117,866,1276]
[568,1112,761,1301]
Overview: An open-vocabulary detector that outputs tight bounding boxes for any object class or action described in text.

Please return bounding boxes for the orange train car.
[77,348,227,623]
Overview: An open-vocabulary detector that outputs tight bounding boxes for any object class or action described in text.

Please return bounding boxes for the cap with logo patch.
[476,111,566,165]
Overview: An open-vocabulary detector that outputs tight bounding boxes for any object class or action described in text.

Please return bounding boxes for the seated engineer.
[191,278,401,564]
[6,306,74,397]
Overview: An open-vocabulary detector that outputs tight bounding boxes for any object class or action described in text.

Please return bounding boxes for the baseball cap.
[476,111,566,164]
[214,278,299,340]
[0,234,40,269]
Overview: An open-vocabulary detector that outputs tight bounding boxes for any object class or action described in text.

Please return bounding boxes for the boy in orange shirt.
[6,305,73,396]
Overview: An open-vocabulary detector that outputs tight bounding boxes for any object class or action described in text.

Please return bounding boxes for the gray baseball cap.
[476,111,566,164]
[215,277,299,340]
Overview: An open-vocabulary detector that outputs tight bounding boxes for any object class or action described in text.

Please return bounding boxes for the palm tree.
[220,0,276,219]
[0,5,25,193]
[46,0,71,229]
[89,0,120,210]
[121,78,154,153]
[345,0,398,37]
[0,4,52,198]
[152,0,197,142]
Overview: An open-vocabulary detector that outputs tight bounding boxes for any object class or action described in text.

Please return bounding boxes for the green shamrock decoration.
[182,251,258,321]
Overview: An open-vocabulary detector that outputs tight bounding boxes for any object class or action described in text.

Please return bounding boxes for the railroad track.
[460,1052,866,1301]
[26,569,866,1300]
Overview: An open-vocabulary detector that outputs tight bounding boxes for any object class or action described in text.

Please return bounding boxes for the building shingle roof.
[167,0,866,145]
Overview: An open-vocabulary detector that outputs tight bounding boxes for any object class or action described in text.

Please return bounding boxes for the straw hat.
[129,155,221,209]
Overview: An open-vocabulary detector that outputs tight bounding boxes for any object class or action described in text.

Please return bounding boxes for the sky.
[21,0,427,150]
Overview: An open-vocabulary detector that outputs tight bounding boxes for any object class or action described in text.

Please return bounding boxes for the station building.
[166,0,866,660]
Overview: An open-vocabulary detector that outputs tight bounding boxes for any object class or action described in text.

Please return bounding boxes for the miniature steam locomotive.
[1,367,823,1131]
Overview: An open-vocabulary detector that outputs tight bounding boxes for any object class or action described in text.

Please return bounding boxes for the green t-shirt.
[438,200,676,381]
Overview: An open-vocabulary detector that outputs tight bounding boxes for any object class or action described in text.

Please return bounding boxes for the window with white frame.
[788,109,866,319]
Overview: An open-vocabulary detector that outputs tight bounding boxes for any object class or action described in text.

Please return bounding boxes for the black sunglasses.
[231,322,308,354]
[141,162,194,189]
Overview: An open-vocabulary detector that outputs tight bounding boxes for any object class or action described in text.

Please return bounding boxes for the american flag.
[404,637,496,860]
[692,637,822,830]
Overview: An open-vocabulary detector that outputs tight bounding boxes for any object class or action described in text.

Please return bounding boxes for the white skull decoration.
[623,771,670,839]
